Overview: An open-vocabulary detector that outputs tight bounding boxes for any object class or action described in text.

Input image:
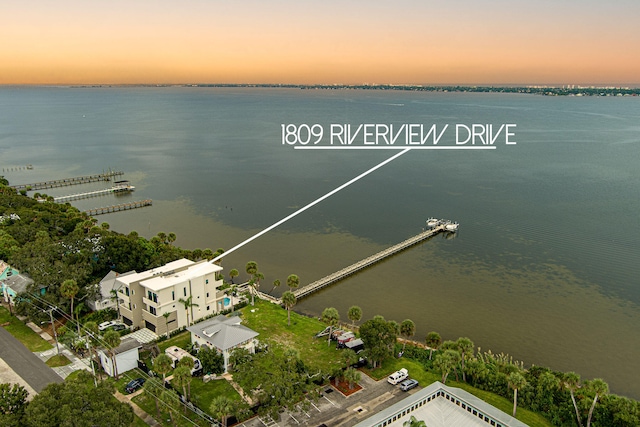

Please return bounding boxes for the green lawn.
[158,331,191,353]
[0,307,53,352]
[240,300,344,373]
[45,353,72,367]
[132,392,210,427]
[130,414,149,427]
[189,378,242,416]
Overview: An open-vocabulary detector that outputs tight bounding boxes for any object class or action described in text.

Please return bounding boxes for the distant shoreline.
[2,83,640,96]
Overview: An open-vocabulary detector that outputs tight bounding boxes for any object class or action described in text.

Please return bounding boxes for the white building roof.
[187,315,258,352]
[353,381,529,427]
[142,262,221,292]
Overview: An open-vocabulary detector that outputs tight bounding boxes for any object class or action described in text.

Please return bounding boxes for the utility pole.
[47,307,60,355]
[85,333,98,387]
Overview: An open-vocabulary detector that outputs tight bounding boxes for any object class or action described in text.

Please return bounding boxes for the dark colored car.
[400,378,419,391]
[125,378,145,393]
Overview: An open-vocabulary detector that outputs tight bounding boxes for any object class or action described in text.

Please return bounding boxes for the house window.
[171,290,175,300]
[206,279,209,284]
[149,306,157,315]
[183,287,187,297]
[125,287,130,296]
[206,292,209,298]
[206,306,210,311]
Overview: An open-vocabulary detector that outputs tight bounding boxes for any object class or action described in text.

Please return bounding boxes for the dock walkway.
[54,185,134,203]
[10,171,123,191]
[292,224,447,300]
[84,199,152,216]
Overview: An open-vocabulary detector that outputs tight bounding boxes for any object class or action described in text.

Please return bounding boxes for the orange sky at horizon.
[2,1,640,85]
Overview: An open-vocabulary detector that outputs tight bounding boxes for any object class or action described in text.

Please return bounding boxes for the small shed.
[98,337,142,377]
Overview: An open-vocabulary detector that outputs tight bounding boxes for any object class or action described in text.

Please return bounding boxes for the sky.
[2,0,640,85]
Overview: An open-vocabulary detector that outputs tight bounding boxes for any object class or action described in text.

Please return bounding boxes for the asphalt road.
[0,327,63,393]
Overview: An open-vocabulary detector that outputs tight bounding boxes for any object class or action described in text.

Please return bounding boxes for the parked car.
[98,320,126,331]
[387,368,409,385]
[400,378,419,391]
[125,378,145,393]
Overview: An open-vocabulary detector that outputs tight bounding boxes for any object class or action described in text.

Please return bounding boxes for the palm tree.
[286,274,299,290]
[161,388,181,427]
[434,349,459,384]
[153,353,173,382]
[163,312,171,338]
[229,269,239,284]
[109,289,121,320]
[403,415,427,427]
[270,279,281,294]
[103,330,121,379]
[60,279,79,333]
[425,331,441,360]
[178,295,199,326]
[456,337,474,383]
[245,261,258,280]
[282,291,297,326]
[167,232,177,245]
[344,367,361,390]
[210,395,234,427]
[508,371,527,417]
[586,379,608,427]
[399,319,415,353]
[347,305,362,329]
[563,371,584,427]
[173,366,192,406]
[321,307,340,347]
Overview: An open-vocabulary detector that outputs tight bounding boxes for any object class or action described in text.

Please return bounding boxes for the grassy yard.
[187,378,242,416]
[132,392,210,427]
[158,331,191,353]
[45,353,72,367]
[240,299,344,373]
[0,307,53,352]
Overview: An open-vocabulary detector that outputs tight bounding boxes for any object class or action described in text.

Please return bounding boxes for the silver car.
[400,378,419,391]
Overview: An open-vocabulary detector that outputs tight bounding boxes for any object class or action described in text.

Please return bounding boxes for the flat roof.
[353,381,528,427]
[142,262,222,292]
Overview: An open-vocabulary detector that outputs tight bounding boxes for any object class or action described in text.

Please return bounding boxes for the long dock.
[10,171,124,191]
[84,199,152,216]
[54,185,134,203]
[293,223,449,300]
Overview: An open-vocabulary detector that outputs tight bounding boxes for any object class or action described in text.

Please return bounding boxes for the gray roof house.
[187,315,258,373]
[1,272,35,304]
[88,270,136,312]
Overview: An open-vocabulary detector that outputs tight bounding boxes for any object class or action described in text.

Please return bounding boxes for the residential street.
[0,327,63,393]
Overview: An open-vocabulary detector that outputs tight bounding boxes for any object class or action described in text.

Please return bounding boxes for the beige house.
[116,259,225,336]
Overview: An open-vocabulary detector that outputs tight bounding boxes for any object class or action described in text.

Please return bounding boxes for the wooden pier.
[84,199,152,216]
[10,171,124,191]
[293,224,448,300]
[54,185,134,203]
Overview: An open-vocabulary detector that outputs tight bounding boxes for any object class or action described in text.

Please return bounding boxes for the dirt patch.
[332,379,362,397]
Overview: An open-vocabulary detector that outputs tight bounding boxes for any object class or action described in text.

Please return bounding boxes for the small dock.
[10,171,124,191]
[84,199,152,216]
[293,222,453,300]
[53,185,134,203]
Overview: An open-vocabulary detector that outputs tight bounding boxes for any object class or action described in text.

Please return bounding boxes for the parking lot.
[238,371,419,427]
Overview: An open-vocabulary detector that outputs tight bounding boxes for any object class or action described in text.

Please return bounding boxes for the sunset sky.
[2,0,640,85]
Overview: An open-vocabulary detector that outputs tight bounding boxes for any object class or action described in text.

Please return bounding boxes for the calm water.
[1,87,639,398]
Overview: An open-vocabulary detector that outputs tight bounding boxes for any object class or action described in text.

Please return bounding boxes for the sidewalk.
[115,389,161,426]
[34,346,92,379]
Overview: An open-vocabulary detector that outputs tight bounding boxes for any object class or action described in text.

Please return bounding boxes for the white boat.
[426,218,440,228]
[445,222,459,232]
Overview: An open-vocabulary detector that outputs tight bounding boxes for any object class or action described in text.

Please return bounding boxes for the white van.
[387,368,409,385]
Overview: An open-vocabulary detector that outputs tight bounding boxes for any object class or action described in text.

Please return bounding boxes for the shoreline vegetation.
[3,83,640,96]
[1,154,639,425]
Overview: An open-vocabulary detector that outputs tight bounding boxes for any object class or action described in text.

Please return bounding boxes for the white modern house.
[87,270,135,312]
[115,259,226,336]
[97,337,142,378]
[187,315,258,373]
[353,381,529,427]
